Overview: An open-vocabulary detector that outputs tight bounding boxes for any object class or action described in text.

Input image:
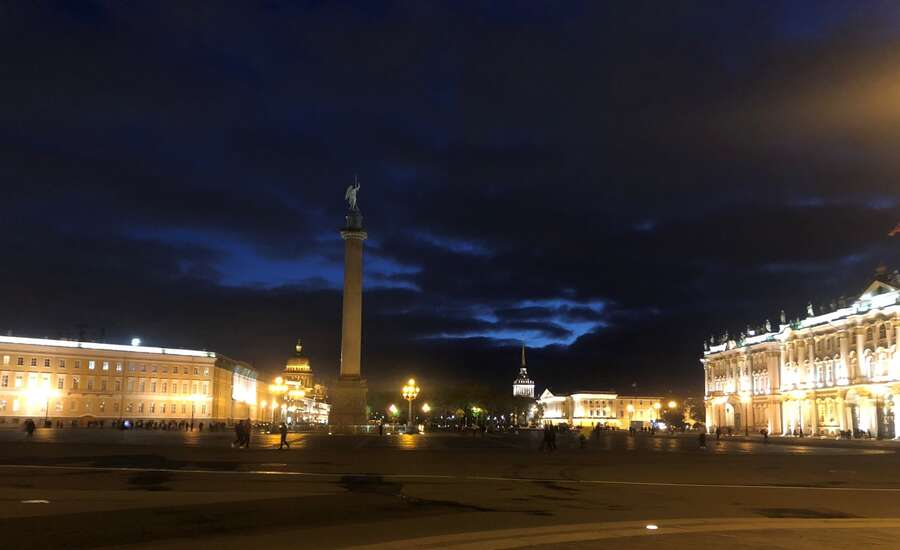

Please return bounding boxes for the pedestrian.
[24,419,35,438]
[198,422,204,432]
[541,424,550,451]
[549,425,557,451]
[242,419,252,448]
[699,431,707,449]
[378,422,384,436]
[233,421,244,448]
[579,431,587,449]
[715,427,721,441]
[279,422,290,450]
[763,428,769,443]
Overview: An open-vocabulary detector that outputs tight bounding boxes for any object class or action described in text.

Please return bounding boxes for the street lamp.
[402,378,420,433]
[388,403,399,428]
[739,393,751,436]
[268,377,289,424]
[668,400,677,409]
[188,394,204,430]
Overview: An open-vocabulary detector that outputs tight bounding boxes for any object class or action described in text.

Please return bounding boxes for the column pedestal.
[330,377,369,428]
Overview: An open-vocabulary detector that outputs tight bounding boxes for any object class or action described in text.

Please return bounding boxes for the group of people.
[540,423,558,451]
[232,419,252,448]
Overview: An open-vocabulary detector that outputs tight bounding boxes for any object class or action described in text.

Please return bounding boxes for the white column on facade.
[856,327,867,381]
[837,397,846,430]
[894,321,900,377]
[840,332,850,382]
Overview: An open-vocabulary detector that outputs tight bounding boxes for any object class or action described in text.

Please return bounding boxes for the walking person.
[278,422,290,450]
[232,421,243,448]
[242,419,252,448]
[24,419,36,438]
[699,430,707,449]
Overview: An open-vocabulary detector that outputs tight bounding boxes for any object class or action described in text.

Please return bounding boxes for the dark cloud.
[2,1,899,395]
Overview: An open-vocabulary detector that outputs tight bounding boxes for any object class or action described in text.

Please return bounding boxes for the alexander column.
[331,179,369,426]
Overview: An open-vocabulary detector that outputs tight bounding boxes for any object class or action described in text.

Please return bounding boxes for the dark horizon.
[3,2,900,396]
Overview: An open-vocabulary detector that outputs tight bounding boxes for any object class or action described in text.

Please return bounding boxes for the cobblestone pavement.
[1,429,899,549]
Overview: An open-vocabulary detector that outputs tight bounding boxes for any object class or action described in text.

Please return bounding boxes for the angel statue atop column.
[345,177,361,211]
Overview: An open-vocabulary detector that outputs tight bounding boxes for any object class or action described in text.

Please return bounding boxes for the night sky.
[3,2,900,396]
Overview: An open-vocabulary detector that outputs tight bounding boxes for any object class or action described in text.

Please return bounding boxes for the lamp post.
[421,402,431,432]
[268,377,289,426]
[388,403,399,429]
[402,378,420,433]
[740,393,751,436]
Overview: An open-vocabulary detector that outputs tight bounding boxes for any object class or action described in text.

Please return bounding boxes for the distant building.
[269,339,330,425]
[538,389,664,428]
[513,345,535,398]
[703,266,900,438]
[0,334,260,425]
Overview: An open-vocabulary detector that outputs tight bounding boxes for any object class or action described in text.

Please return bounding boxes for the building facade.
[704,270,900,438]
[538,389,664,428]
[261,339,330,425]
[0,335,259,426]
[513,345,535,398]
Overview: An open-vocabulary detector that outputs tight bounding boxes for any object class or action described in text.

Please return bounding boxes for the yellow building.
[259,339,330,425]
[704,268,900,438]
[0,335,259,426]
[538,389,664,428]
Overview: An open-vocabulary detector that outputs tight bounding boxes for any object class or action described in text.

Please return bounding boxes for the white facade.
[704,273,900,438]
[538,389,663,428]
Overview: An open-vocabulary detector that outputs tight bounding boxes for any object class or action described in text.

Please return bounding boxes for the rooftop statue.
[345,179,361,211]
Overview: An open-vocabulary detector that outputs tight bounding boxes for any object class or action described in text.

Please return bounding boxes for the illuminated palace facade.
[0,335,259,425]
[704,272,900,438]
[539,389,664,428]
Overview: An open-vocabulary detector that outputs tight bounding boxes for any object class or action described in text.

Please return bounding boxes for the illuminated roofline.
[704,290,900,357]
[0,335,216,358]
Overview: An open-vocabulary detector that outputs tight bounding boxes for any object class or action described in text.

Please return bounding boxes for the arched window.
[867,328,874,341]
[879,324,887,340]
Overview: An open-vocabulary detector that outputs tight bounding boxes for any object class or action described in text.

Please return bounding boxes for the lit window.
[88,360,95,370]
[171,403,177,414]
[150,403,155,413]
[87,378,94,391]
[203,367,209,377]
[59,359,65,368]
[72,377,79,390]
[191,383,198,394]
[102,361,109,371]
[116,362,123,372]
[57,377,64,389]
[2,355,8,365]
[115,380,122,391]
[162,382,167,393]
[0,375,6,388]
[129,364,136,372]
[181,404,186,414]
[193,367,199,376]
[16,357,23,366]
[182,383,188,394]
[202,382,208,395]
[74,360,81,369]
[162,367,168,374]
[43,359,50,368]
[0,400,6,411]
[13,399,19,412]
[30,357,37,367]
[173,367,179,374]
[201,404,207,414]
[141,365,146,372]
[150,382,157,393]
[139,380,146,392]
[14,375,23,388]
[138,402,144,413]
